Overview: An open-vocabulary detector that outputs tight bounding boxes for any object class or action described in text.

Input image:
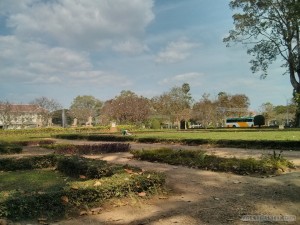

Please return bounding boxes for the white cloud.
[0,36,119,87]
[4,0,154,50]
[68,70,132,87]
[112,39,149,55]
[159,72,204,85]
[155,38,199,63]
[26,76,62,85]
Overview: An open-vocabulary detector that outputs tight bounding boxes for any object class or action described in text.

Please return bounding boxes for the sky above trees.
[0,0,293,110]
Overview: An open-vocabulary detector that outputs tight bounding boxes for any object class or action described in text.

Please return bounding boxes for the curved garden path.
[5,140,300,225]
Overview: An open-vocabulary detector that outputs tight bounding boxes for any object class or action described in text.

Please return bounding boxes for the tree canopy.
[151,83,193,127]
[69,95,102,125]
[100,90,151,125]
[224,0,300,125]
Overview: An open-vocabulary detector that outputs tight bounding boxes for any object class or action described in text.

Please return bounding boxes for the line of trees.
[1,83,298,129]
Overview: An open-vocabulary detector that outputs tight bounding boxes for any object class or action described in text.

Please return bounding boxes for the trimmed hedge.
[53,134,300,150]
[0,142,22,154]
[0,155,58,171]
[56,156,129,179]
[131,148,295,175]
[44,143,131,155]
[13,139,55,146]
[54,134,134,142]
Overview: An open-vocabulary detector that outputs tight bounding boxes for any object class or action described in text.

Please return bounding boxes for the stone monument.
[85,116,93,126]
[72,118,78,127]
[109,121,118,133]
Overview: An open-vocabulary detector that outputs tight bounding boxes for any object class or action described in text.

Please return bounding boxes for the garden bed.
[0,155,165,221]
[131,148,296,175]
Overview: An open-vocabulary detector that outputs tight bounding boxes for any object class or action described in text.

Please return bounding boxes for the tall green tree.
[69,95,102,125]
[224,0,300,126]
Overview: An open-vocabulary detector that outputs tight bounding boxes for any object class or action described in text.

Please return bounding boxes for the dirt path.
[3,141,300,225]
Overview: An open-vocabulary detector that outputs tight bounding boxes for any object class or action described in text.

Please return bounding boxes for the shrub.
[45,143,131,155]
[0,155,58,171]
[254,115,265,127]
[14,139,55,146]
[131,148,295,175]
[57,156,115,179]
[0,142,22,154]
[54,134,135,142]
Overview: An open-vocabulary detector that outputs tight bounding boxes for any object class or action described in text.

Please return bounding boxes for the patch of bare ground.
[2,141,299,225]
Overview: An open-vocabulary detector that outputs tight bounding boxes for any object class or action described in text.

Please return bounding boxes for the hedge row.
[0,155,58,171]
[13,139,55,146]
[54,134,134,142]
[0,142,22,154]
[131,148,295,175]
[0,140,56,155]
[54,134,300,150]
[44,143,131,155]
[56,156,137,179]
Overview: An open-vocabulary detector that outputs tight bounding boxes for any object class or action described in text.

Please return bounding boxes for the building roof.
[0,104,47,113]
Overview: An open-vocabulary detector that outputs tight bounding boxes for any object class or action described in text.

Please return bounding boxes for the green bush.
[0,155,58,171]
[44,143,131,154]
[131,148,295,175]
[0,142,22,154]
[151,119,161,129]
[57,156,114,179]
[13,139,55,146]
[54,134,135,142]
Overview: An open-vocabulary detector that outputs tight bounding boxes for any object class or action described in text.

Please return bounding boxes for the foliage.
[224,0,300,125]
[0,155,165,221]
[0,155,58,171]
[52,109,73,126]
[69,95,103,125]
[192,93,218,128]
[100,90,151,125]
[0,142,22,154]
[254,115,265,127]
[54,131,300,150]
[151,83,193,126]
[56,156,115,179]
[30,97,62,126]
[192,92,251,128]
[131,148,295,175]
[150,118,161,129]
[45,143,131,155]
[54,133,134,142]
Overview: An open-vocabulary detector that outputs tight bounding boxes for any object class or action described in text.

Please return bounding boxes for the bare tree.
[31,97,62,126]
[192,94,218,128]
[0,101,13,129]
[152,84,193,128]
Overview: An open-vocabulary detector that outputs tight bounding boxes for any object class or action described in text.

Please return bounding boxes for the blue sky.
[0,0,293,111]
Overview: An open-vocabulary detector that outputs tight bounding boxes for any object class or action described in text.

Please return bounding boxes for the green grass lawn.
[0,170,72,201]
[1,128,300,143]
[133,130,300,141]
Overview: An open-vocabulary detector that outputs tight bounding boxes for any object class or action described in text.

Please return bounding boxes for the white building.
[0,104,46,129]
